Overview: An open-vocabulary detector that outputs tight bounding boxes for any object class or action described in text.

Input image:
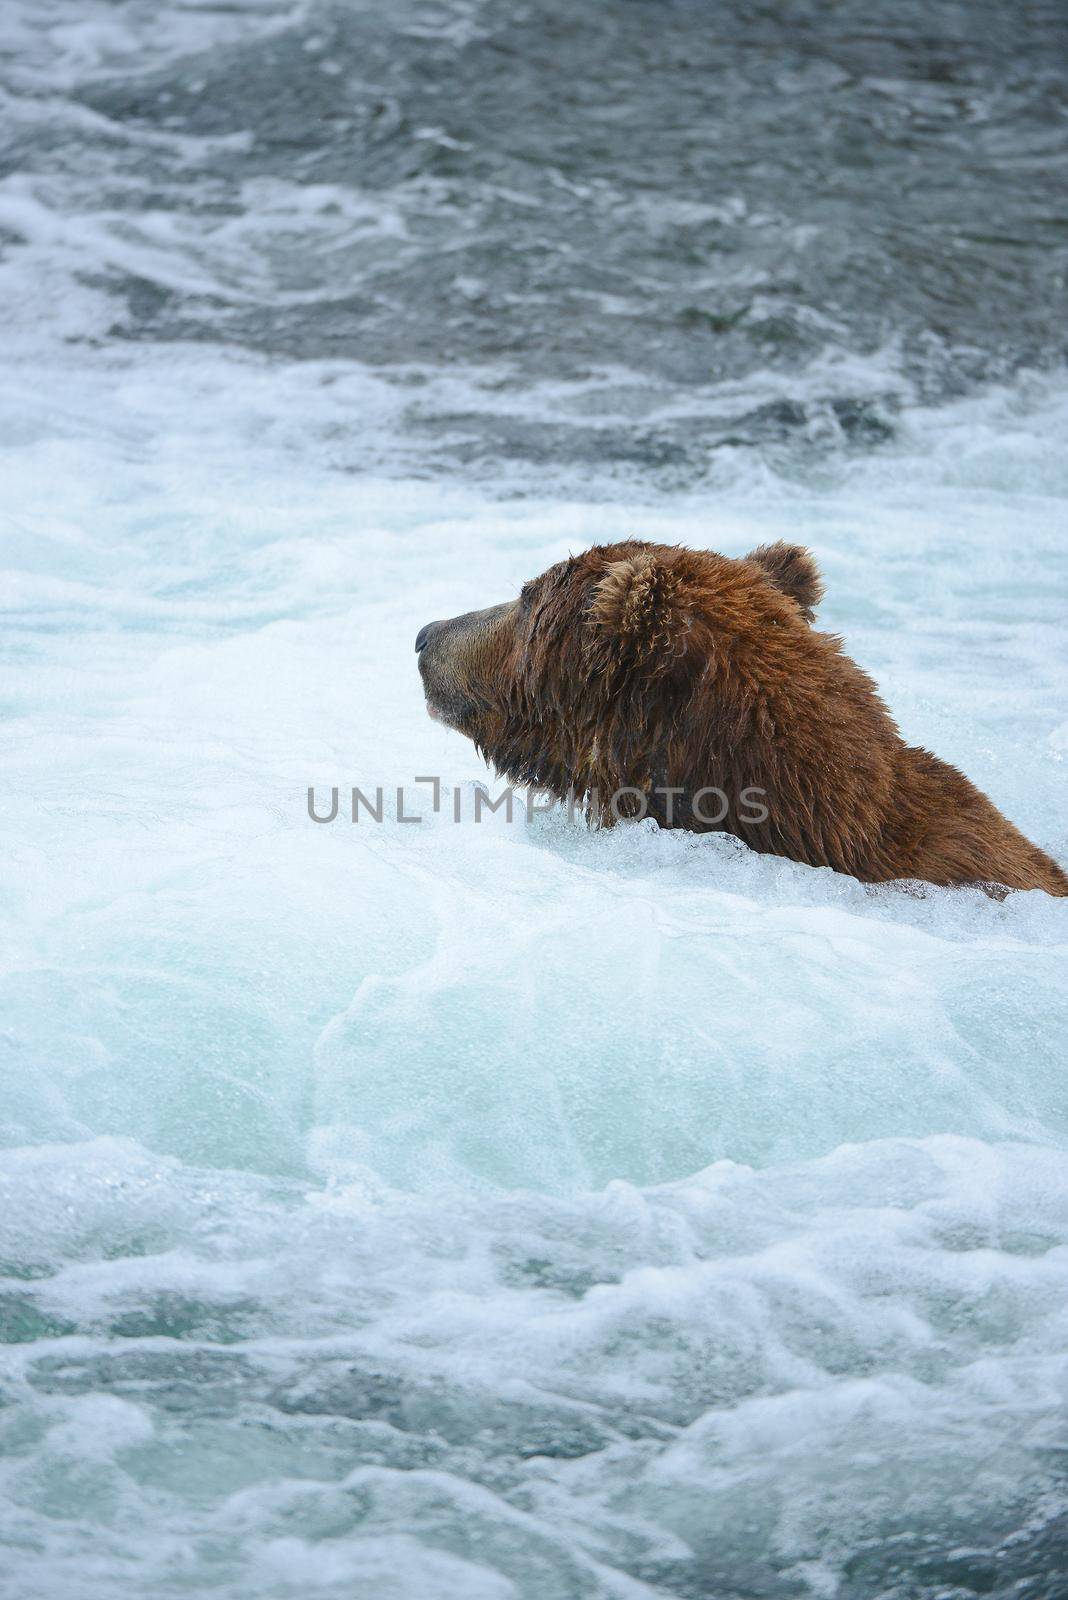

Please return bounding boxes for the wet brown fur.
[417,540,1068,896]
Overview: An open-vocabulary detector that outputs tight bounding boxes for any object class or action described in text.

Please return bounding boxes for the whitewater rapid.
[2,0,1068,1595]
[3,343,1067,1596]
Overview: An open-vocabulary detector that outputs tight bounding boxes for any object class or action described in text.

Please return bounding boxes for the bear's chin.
[424,693,474,732]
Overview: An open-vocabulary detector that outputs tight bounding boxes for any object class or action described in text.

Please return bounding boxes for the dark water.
[5,0,1067,478]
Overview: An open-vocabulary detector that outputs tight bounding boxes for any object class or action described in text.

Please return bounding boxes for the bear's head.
[415,539,823,818]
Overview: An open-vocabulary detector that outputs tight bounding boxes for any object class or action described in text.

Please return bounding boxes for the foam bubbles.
[2,345,1068,1594]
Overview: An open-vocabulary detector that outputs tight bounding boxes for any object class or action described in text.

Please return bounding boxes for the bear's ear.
[586,550,692,677]
[746,541,823,622]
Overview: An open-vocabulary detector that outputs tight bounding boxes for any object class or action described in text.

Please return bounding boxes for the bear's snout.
[415,601,517,733]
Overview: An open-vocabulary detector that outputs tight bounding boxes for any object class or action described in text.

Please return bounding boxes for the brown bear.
[415,540,1067,896]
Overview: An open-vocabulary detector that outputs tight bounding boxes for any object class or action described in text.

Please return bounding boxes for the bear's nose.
[415,622,436,654]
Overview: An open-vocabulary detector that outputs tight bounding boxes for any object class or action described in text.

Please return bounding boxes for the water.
[1,2,1067,1596]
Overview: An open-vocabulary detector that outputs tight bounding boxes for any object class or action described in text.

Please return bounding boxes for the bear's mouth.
[419,649,478,730]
